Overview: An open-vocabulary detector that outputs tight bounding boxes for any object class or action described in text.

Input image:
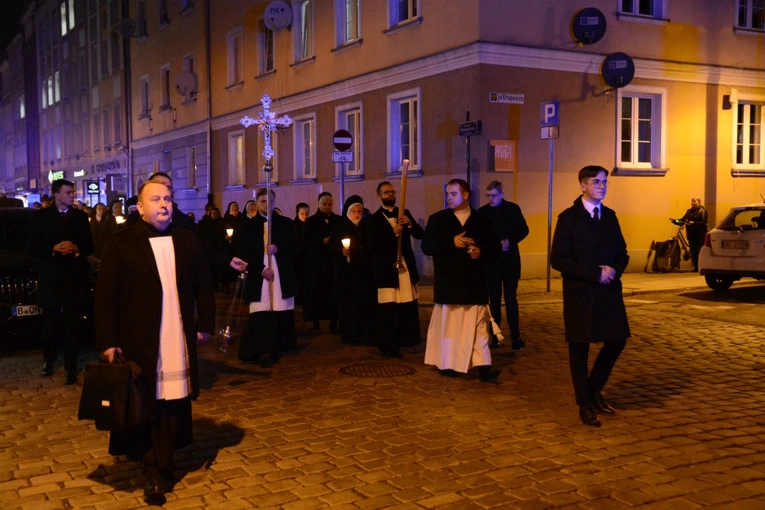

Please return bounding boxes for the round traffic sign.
[333,129,353,151]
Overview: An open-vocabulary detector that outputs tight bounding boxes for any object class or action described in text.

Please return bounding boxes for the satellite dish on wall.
[174,72,198,101]
[118,18,137,38]
[571,7,607,45]
[264,1,291,31]
[601,52,635,89]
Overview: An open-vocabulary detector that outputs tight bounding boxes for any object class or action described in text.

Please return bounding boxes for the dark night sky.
[0,1,26,53]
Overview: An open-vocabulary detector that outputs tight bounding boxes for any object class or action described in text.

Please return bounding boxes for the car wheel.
[705,274,734,291]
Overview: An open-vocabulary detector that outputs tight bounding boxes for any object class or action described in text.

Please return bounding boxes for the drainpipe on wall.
[205,0,213,205]
[122,0,134,197]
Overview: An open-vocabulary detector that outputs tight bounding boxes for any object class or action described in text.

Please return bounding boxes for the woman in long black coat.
[303,192,341,331]
[293,203,310,306]
[329,195,376,345]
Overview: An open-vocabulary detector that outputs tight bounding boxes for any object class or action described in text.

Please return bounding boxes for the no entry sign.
[333,130,353,151]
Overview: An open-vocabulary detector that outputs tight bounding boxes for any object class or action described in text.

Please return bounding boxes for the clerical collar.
[381,206,397,218]
[142,219,173,237]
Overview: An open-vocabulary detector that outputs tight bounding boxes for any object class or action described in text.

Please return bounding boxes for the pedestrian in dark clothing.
[303,192,341,332]
[680,198,709,272]
[330,195,377,345]
[293,202,310,306]
[551,165,631,427]
[478,180,529,350]
[27,179,94,385]
[90,202,108,258]
[367,181,424,357]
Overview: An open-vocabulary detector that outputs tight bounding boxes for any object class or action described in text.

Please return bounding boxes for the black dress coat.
[27,206,94,307]
[329,217,376,304]
[303,211,342,321]
[367,207,424,288]
[95,220,216,403]
[237,213,298,303]
[421,208,500,305]
[478,199,529,279]
[550,196,631,344]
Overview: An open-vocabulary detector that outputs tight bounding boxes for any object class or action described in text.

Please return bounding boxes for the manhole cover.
[339,363,417,378]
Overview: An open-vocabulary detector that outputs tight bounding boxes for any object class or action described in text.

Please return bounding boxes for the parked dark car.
[0,207,97,349]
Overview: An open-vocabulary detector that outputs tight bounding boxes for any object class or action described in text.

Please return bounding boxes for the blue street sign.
[540,101,560,127]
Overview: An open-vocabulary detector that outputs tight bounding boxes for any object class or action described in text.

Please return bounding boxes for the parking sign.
[540,101,560,127]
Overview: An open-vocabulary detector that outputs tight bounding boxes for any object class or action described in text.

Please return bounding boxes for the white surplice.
[149,237,189,400]
[377,214,419,304]
[250,220,294,313]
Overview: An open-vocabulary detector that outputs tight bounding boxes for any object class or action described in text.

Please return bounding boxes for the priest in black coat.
[237,188,298,367]
[96,181,215,504]
[367,181,424,357]
[27,179,94,385]
[302,192,341,332]
[551,165,630,428]
[422,179,501,382]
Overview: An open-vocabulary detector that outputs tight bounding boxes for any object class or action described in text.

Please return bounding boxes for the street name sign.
[458,120,482,137]
[489,92,524,104]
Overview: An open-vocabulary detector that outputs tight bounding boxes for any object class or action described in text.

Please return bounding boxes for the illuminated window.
[61,2,68,35]
[336,103,362,176]
[228,131,245,186]
[387,88,420,173]
[389,0,418,26]
[19,96,25,119]
[294,0,313,61]
[619,0,666,18]
[68,0,75,29]
[186,146,197,188]
[294,115,316,179]
[735,102,763,167]
[257,19,275,75]
[616,86,666,170]
[335,0,360,45]
[738,0,765,30]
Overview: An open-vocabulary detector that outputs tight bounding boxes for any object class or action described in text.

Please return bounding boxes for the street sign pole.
[540,100,560,293]
[546,137,554,293]
[332,130,354,212]
[465,111,471,206]
[340,162,346,213]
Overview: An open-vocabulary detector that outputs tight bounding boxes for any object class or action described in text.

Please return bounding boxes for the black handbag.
[78,355,151,431]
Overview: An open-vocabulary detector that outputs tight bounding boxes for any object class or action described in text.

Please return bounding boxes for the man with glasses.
[551,166,631,427]
[478,180,529,350]
[368,181,424,357]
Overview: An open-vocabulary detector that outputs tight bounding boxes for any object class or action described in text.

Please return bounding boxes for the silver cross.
[240,94,293,163]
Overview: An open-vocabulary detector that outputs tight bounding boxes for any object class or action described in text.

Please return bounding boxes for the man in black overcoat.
[367,181,424,357]
[237,188,298,367]
[422,179,501,382]
[96,181,215,504]
[551,165,631,427]
[27,179,94,385]
[478,180,529,350]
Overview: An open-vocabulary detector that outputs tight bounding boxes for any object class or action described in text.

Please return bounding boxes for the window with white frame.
[55,128,62,160]
[54,71,60,102]
[738,0,765,30]
[387,88,420,173]
[335,0,360,46]
[227,27,243,86]
[294,115,316,180]
[41,81,47,109]
[257,132,279,183]
[186,146,197,188]
[734,101,763,167]
[389,0,418,26]
[258,19,275,75]
[61,2,68,36]
[19,96,25,119]
[68,0,75,29]
[228,131,245,186]
[336,103,362,175]
[160,64,171,110]
[183,52,195,74]
[139,75,150,117]
[619,0,665,18]
[294,0,314,61]
[616,86,666,170]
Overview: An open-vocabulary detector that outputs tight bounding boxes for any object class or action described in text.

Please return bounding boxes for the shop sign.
[47,170,65,183]
[74,169,87,177]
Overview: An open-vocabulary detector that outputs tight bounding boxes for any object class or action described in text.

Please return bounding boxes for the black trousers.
[41,306,84,373]
[487,272,520,340]
[688,233,704,270]
[568,340,626,408]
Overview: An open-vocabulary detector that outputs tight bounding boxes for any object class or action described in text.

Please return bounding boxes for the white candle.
[342,238,351,263]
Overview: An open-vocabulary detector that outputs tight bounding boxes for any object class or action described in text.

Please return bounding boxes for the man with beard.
[303,192,341,332]
[422,179,501,382]
[551,165,630,427]
[97,181,215,504]
[367,181,424,357]
[237,188,298,367]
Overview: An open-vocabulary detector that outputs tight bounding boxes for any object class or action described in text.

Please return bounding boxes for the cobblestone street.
[2,283,765,509]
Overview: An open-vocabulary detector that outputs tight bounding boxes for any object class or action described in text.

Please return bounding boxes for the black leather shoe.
[579,406,601,427]
[41,361,54,377]
[259,353,273,368]
[511,338,526,350]
[143,474,166,505]
[478,366,500,383]
[591,391,615,414]
[65,370,77,385]
[439,369,459,377]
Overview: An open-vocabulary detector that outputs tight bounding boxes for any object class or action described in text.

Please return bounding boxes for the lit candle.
[341,238,351,263]
[226,228,234,237]
[114,215,125,225]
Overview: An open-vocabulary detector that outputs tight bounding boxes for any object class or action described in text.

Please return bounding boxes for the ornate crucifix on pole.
[240,93,293,310]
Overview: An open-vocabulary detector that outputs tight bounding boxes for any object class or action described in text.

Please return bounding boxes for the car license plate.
[721,240,750,250]
[12,305,42,317]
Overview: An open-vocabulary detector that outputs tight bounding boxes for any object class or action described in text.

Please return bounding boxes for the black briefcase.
[78,356,150,432]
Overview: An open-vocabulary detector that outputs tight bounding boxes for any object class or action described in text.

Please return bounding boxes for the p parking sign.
[540,101,560,127]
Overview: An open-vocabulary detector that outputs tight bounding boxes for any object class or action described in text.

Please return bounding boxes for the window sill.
[611,167,668,176]
[731,168,765,177]
[179,187,198,193]
[332,175,364,183]
[290,56,316,69]
[226,184,247,190]
[157,21,170,32]
[254,182,280,188]
[225,81,244,91]
[256,70,276,80]
[383,16,423,35]
[384,169,423,179]
[331,39,363,54]
[159,105,173,113]
[615,12,669,25]
[180,5,194,17]
[137,35,147,43]
[733,27,765,36]
[138,112,151,120]
[290,178,317,185]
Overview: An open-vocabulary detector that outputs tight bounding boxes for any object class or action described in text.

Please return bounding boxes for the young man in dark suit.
[27,179,94,385]
[551,165,631,427]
